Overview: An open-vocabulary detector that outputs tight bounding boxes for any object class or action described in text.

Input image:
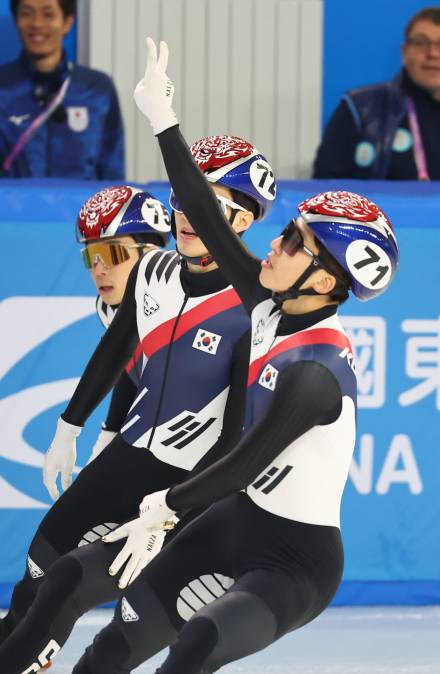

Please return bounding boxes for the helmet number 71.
[354,244,389,286]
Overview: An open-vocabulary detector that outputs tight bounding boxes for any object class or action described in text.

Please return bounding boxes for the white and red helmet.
[298,191,399,301]
[76,186,171,245]
[189,135,276,220]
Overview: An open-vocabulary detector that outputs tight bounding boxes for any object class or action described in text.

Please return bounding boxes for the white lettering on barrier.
[376,434,423,495]
[399,317,440,408]
[341,316,386,408]
[350,434,423,495]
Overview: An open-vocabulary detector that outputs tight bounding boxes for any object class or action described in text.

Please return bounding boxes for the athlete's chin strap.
[272,257,322,306]
[178,249,216,268]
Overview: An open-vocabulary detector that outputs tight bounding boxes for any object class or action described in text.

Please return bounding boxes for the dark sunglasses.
[281,220,349,287]
[280,219,318,261]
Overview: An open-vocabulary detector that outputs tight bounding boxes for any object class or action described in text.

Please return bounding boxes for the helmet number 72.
[254,162,276,197]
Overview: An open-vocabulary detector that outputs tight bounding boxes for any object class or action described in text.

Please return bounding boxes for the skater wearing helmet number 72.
[0,106,277,674]
[0,39,399,674]
[64,37,397,674]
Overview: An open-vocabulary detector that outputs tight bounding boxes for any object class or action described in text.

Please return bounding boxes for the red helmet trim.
[299,191,389,225]
[77,186,133,241]
[190,135,254,172]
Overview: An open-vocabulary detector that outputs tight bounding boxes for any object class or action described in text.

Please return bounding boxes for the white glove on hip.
[138,488,175,529]
[87,428,117,464]
[43,417,82,501]
[134,37,178,135]
[104,519,167,588]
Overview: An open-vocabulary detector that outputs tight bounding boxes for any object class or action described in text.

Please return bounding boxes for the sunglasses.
[169,191,247,216]
[280,219,318,261]
[280,220,348,286]
[80,241,145,270]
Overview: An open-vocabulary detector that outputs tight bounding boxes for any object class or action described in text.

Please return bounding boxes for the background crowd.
[0,0,439,182]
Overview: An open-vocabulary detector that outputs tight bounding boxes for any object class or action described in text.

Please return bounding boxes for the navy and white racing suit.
[0,251,250,655]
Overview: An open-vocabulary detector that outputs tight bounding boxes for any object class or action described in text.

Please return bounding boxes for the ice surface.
[11,606,437,673]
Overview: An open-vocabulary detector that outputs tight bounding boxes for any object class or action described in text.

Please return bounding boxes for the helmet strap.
[272,258,322,306]
[178,250,215,268]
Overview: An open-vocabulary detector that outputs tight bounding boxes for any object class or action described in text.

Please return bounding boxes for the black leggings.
[0,434,186,642]
[0,494,343,674]
[74,495,344,674]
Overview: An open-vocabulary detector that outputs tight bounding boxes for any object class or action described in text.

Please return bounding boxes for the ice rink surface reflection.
[23,606,439,673]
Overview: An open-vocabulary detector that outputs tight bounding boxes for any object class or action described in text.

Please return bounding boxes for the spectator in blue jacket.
[313,7,440,180]
[0,0,125,179]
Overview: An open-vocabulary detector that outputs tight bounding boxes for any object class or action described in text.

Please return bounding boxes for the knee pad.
[27,554,84,643]
[158,617,219,674]
[84,582,177,673]
[65,540,123,613]
[157,592,276,674]
[27,544,123,647]
[191,591,277,673]
[118,582,177,670]
[74,583,176,674]
[2,533,59,637]
[30,538,123,632]
[76,621,133,674]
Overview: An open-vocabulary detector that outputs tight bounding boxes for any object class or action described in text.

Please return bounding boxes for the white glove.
[134,37,178,135]
[87,428,117,464]
[42,417,82,501]
[138,488,176,529]
[104,519,167,588]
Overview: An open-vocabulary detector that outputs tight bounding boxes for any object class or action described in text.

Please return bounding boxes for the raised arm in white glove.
[133,37,178,135]
[87,428,117,464]
[103,489,176,588]
[42,417,82,501]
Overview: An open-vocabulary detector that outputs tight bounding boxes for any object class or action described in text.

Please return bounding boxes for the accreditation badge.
[392,128,413,153]
[354,141,375,168]
[67,106,89,133]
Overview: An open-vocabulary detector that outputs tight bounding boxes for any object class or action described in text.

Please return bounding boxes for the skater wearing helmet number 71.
[0,38,399,674]
[67,37,398,674]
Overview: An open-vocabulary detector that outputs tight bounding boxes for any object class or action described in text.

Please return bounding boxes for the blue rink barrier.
[0,178,439,607]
